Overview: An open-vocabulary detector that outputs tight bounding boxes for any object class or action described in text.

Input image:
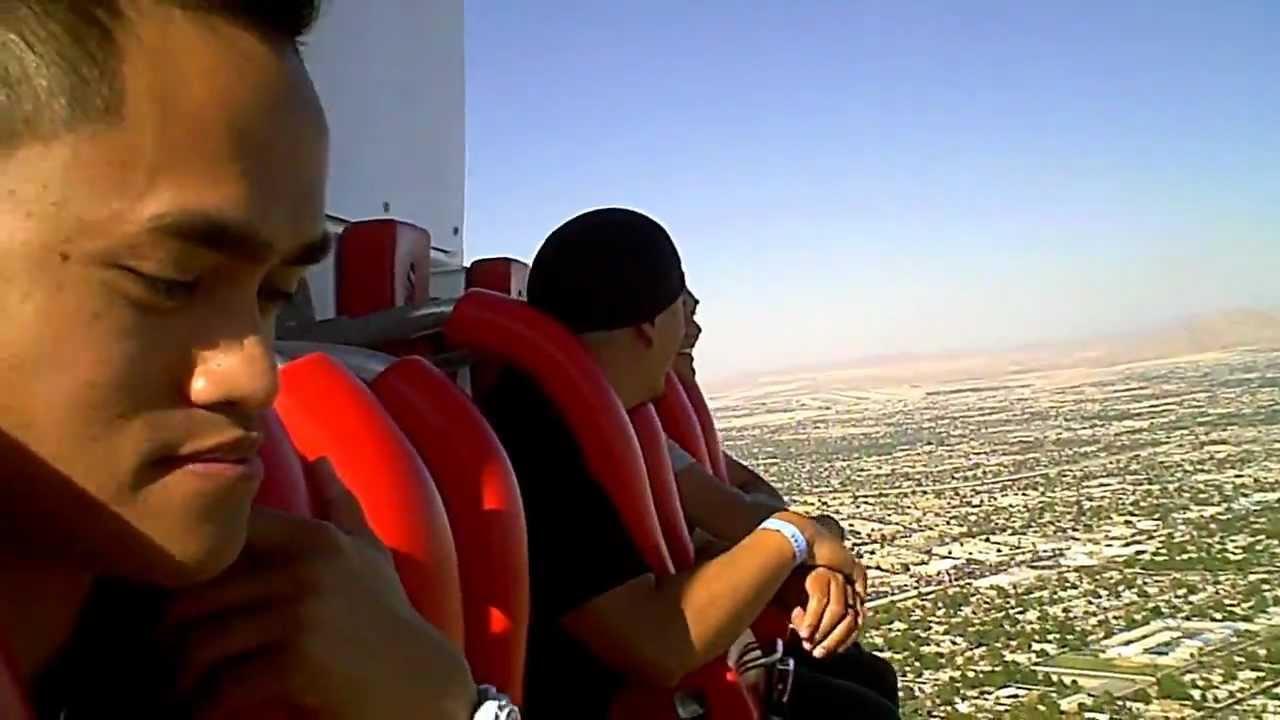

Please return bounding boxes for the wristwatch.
[474,684,520,720]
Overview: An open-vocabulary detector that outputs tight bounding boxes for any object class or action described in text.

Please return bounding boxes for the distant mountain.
[708,308,1280,393]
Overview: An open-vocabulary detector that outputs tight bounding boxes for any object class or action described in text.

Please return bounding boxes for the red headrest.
[371,356,530,703]
[272,353,464,646]
[444,290,672,575]
[622,409,762,720]
[445,291,756,720]
[335,219,431,318]
[677,373,729,483]
[654,372,713,474]
[466,257,529,299]
[628,405,695,572]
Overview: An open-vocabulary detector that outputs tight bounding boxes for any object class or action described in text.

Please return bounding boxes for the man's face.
[644,298,687,399]
[0,8,329,585]
[680,291,701,353]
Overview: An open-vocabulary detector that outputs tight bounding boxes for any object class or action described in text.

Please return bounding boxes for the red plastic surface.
[465,257,529,300]
[372,356,529,703]
[654,371,713,472]
[661,373,792,670]
[446,291,756,718]
[628,404,696,572]
[335,219,431,318]
[463,258,532,401]
[273,353,465,647]
[443,290,673,575]
[677,372,730,483]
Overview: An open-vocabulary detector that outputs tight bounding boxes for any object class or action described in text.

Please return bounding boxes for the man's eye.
[259,285,299,310]
[118,266,199,302]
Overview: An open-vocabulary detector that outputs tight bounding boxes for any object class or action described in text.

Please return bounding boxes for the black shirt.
[481,371,650,718]
[33,581,182,719]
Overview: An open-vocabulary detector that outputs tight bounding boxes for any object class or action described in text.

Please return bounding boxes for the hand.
[162,459,476,720]
[776,512,864,591]
[812,514,847,542]
[787,568,863,659]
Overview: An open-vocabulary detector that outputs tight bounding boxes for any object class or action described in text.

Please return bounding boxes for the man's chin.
[120,514,251,587]
[143,536,246,587]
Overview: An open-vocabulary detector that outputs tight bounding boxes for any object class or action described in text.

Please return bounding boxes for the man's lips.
[177,454,265,481]
[157,433,265,483]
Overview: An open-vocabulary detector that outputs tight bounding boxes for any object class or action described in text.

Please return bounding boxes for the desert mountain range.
[709,308,1280,393]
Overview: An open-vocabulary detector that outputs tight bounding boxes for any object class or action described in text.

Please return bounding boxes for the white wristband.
[758,518,809,567]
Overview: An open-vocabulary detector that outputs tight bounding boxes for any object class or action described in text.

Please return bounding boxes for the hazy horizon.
[705,304,1280,386]
[464,1,1280,380]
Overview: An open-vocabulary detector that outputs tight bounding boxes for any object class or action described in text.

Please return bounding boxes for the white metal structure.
[300,0,467,319]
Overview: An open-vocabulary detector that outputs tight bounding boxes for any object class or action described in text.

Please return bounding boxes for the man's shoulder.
[480,371,551,425]
[480,371,578,465]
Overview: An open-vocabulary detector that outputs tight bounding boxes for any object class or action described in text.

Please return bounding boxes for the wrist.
[770,511,818,550]
[759,514,813,567]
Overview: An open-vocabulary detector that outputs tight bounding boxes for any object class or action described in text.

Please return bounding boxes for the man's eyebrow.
[143,211,333,267]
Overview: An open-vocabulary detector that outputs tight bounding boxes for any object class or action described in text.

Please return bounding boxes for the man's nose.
[189,333,279,415]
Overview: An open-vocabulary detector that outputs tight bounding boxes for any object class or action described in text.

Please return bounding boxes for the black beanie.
[527,207,686,334]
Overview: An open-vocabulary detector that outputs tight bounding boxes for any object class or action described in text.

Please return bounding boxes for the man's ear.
[633,321,657,348]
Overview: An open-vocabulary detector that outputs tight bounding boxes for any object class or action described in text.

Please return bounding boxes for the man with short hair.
[482,207,896,718]
[0,2,478,717]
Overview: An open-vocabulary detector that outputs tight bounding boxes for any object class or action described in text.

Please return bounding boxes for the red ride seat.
[653,371,712,471]
[444,290,759,720]
[371,356,530,703]
[334,219,432,318]
[676,372,729,483]
[464,257,531,402]
[273,342,530,703]
[270,353,465,646]
[654,371,794,650]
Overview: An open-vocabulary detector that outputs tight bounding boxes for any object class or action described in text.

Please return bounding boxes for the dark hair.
[0,0,322,149]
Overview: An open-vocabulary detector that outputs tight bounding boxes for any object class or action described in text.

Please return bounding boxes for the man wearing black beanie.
[482,208,898,718]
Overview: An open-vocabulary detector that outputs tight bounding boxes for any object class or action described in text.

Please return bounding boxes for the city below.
[711,329,1279,719]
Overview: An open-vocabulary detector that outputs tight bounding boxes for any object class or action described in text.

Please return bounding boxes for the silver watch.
[474,684,520,720]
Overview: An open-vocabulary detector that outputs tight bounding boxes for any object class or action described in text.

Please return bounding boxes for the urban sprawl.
[715,349,1280,719]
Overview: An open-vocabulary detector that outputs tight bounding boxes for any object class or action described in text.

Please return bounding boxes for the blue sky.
[464,1,1279,380]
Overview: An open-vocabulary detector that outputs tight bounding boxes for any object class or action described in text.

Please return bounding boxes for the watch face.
[474,699,521,720]
[474,686,521,720]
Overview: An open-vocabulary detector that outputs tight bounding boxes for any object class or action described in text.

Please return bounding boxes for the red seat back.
[272,353,465,647]
[654,371,713,472]
[371,356,529,703]
[445,291,757,719]
[335,219,431,318]
[628,405,695,571]
[677,372,729,483]
[660,375,792,648]
[624,405,759,720]
[466,257,529,300]
[463,258,531,402]
[444,290,673,575]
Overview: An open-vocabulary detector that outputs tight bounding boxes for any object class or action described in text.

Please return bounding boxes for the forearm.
[743,489,788,510]
[725,453,787,505]
[677,468,780,544]
[654,515,814,675]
